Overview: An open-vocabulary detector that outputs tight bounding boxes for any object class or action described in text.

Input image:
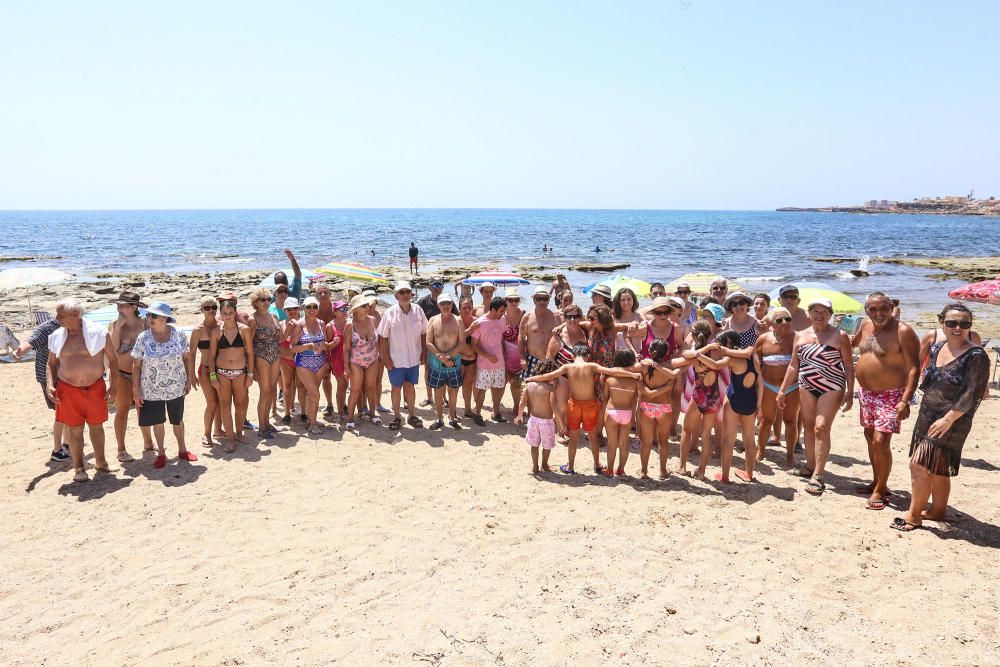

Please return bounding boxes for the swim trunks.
[138,395,185,427]
[475,367,506,390]
[521,352,543,382]
[428,354,462,389]
[55,379,108,427]
[859,387,905,434]
[388,364,420,387]
[567,397,600,433]
[526,416,556,449]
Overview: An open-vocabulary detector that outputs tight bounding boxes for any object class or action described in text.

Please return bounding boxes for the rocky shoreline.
[813,256,1000,282]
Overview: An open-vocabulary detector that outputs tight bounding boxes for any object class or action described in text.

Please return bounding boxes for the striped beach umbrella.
[767,285,863,314]
[314,261,388,283]
[462,271,530,286]
[581,275,652,298]
[948,278,1000,305]
[665,273,745,297]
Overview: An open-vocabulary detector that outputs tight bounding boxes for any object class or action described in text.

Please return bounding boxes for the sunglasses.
[781,293,799,299]
[534,296,550,302]
[430,283,444,288]
[256,297,270,303]
[731,301,750,308]
[397,290,412,296]
[943,319,973,330]
[337,306,349,312]
[652,309,671,316]
[675,290,690,295]
[565,314,582,320]
[773,316,791,324]
[148,313,162,319]
[305,305,319,310]
[506,299,520,303]
[202,305,218,311]
[711,287,726,292]
[286,308,301,312]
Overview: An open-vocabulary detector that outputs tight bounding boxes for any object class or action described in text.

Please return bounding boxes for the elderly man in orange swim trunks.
[45,299,119,482]
[525,343,639,475]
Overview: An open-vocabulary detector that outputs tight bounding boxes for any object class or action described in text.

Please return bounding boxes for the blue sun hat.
[705,302,725,324]
[139,301,176,323]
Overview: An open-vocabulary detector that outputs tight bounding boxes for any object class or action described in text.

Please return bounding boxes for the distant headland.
[777,194,999,216]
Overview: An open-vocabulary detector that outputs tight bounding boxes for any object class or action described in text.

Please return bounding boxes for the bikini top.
[762,353,791,365]
[118,338,135,354]
[198,339,211,350]
[218,328,245,350]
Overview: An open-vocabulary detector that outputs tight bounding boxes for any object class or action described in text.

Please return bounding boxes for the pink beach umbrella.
[948,278,1000,305]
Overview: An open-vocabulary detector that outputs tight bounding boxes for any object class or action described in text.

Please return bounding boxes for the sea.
[1,209,996,322]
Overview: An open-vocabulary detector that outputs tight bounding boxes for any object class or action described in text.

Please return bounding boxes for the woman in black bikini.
[189,296,223,447]
[209,300,255,452]
[109,291,152,461]
[458,297,479,419]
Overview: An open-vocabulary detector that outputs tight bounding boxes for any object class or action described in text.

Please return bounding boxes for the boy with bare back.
[515,359,560,473]
[525,343,640,475]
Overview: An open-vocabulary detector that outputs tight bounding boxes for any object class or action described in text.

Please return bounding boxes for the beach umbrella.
[664,273,745,297]
[0,267,74,290]
[948,278,1000,305]
[313,261,388,284]
[462,270,530,287]
[82,304,120,329]
[581,275,652,298]
[767,285,863,314]
[258,268,325,290]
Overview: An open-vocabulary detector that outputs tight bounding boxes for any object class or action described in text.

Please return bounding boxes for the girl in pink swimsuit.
[603,350,641,477]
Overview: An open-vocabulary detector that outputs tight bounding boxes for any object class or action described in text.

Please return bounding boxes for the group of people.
[16,266,991,533]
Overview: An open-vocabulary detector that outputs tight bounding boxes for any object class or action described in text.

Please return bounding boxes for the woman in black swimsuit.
[458,297,479,419]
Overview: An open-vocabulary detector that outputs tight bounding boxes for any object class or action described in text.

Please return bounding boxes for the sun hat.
[284,297,300,309]
[705,303,725,324]
[303,296,320,308]
[362,289,377,298]
[139,301,176,323]
[778,284,799,297]
[114,291,146,308]
[437,293,454,304]
[394,280,412,293]
[332,300,348,310]
[504,287,521,300]
[807,297,834,311]
[592,283,613,299]
[217,289,238,303]
[349,295,369,311]
[479,281,496,292]
[668,296,685,310]
[650,296,673,312]
[346,284,361,295]
[533,285,549,296]
[724,291,752,312]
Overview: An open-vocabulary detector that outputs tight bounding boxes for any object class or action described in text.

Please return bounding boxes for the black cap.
[778,284,799,297]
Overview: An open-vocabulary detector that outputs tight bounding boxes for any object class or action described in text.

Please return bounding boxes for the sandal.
[407,415,423,428]
[117,451,135,463]
[865,498,887,511]
[201,435,214,448]
[559,464,576,475]
[491,414,508,423]
[449,419,462,430]
[429,420,444,430]
[371,416,383,426]
[804,477,825,495]
[890,517,921,532]
[345,421,357,431]
[73,469,90,483]
[388,417,402,431]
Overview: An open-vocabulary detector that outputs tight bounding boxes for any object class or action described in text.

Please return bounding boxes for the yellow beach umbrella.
[665,273,744,297]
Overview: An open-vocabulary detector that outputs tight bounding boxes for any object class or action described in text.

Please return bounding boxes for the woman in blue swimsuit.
[288,296,330,435]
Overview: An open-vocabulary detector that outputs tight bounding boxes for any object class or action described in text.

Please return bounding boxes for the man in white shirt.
[376,281,428,430]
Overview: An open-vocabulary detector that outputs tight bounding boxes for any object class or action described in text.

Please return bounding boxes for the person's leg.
[422,360,434,406]
[811,390,844,479]
[566,428,579,472]
[217,377,236,444]
[446,385,460,421]
[200,368,218,444]
[461,362,476,416]
[279,363,294,418]
[255,357,273,435]
[797,391,818,474]
[734,413,757,482]
[677,408,700,475]
[638,412,654,478]
[586,427,602,470]
[335,371,348,416]
[321,374,333,414]
[152,422,166,457]
[391,374,403,420]
[781,389,801,468]
[604,416,619,474]
[490,386,504,419]
[86,419,108,470]
[924,474,952,521]
[363,364,381,423]
[474,384,485,416]
[655,414,671,479]
[403,380,417,418]
[508,374,522,418]
[113,377,132,455]
[53,418,64,454]
[756,388,778,461]
[902,461,931,527]
[694,411,715,479]
[66,424,85,475]
[870,430,894,502]
[296,368,321,429]
[232,377,251,442]
[173,422,186,454]
[553,377,569,437]
[717,405,738,483]
[433,384,445,425]
[669,380,683,440]
[347,364,365,422]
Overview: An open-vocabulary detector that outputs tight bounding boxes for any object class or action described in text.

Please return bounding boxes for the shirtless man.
[425,293,464,429]
[519,285,558,383]
[46,300,118,482]
[776,285,811,332]
[550,273,571,308]
[851,291,920,510]
[525,343,640,475]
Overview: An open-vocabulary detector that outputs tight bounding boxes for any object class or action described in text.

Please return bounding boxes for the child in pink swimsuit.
[603,350,640,477]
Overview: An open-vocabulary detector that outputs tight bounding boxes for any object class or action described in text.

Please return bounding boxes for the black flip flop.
[890,517,920,532]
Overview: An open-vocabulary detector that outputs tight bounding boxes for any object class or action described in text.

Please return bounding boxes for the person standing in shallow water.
[892,303,989,532]
[408,242,419,275]
[851,291,920,511]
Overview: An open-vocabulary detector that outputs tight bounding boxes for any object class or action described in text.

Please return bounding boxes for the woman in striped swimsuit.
[777,298,854,495]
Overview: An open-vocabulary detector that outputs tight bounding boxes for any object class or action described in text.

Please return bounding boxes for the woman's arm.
[525,366,566,383]
[839,331,854,410]
[242,324,255,386]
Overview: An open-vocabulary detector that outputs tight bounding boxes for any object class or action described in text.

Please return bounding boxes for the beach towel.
[48,320,108,358]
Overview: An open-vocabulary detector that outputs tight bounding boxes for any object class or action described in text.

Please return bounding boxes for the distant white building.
[865,199,897,209]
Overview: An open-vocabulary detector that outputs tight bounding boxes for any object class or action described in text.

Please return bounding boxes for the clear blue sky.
[1,1,997,210]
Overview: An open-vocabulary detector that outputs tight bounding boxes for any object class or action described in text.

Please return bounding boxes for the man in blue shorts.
[376,281,427,430]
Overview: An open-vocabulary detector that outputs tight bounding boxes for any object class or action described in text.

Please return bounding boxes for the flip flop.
[491,414,508,423]
[559,464,577,475]
[890,517,921,532]
[865,498,887,511]
[117,451,135,463]
[804,477,825,495]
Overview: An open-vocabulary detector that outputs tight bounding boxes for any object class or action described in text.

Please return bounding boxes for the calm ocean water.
[0,209,996,319]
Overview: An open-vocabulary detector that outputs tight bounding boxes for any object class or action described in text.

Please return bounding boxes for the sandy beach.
[2,324,999,664]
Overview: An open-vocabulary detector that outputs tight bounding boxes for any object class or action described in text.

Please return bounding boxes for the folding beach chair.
[33,310,52,326]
